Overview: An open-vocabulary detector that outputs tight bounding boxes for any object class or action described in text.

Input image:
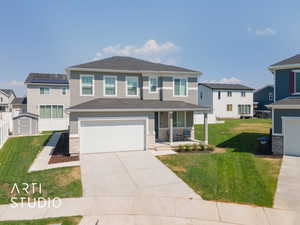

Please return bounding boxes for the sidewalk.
[0,197,296,225]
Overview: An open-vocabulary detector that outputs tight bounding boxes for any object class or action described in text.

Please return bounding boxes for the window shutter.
[289,71,295,94]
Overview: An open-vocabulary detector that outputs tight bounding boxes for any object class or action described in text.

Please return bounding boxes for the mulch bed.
[48,132,79,164]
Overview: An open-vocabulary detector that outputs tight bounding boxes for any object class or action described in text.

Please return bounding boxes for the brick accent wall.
[69,136,80,155]
[272,135,283,155]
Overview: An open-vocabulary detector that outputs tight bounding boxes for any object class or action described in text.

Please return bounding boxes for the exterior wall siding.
[273,109,300,134]
[213,90,253,118]
[254,86,274,110]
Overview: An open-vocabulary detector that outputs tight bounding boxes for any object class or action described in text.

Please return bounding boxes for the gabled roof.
[199,83,254,91]
[0,89,15,97]
[12,97,27,105]
[13,112,38,120]
[25,73,68,84]
[270,54,300,67]
[68,98,209,112]
[68,56,200,74]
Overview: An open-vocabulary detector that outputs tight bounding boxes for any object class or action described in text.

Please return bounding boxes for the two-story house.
[198,83,254,119]
[268,54,300,156]
[0,89,16,112]
[25,73,70,131]
[66,56,210,155]
[253,85,274,118]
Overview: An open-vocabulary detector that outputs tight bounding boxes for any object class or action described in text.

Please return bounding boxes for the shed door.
[19,118,30,135]
[80,119,146,154]
[283,118,300,156]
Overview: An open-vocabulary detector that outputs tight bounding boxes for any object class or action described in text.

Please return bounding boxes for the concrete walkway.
[80,151,200,199]
[29,132,80,172]
[274,156,300,211]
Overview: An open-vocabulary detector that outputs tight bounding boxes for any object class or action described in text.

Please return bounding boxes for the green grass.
[195,118,272,153]
[0,134,82,204]
[159,119,281,207]
[159,152,281,207]
[0,216,82,225]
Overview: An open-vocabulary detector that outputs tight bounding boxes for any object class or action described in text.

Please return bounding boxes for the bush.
[185,144,193,152]
[206,144,215,151]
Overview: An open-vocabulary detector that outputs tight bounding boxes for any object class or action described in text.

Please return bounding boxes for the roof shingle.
[69,56,199,73]
[25,73,68,84]
[269,96,300,106]
[199,83,254,91]
[0,89,15,97]
[69,98,209,111]
[270,54,300,67]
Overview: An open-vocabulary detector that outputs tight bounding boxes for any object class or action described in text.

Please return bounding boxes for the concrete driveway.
[274,156,300,211]
[80,151,201,199]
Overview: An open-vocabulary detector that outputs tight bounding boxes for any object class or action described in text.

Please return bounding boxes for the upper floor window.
[149,77,158,93]
[104,76,117,96]
[174,78,187,97]
[268,92,273,101]
[227,91,232,97]
[295,73,300,93]
[218,91,221,100]
[80,75,94,96]
[62,87,67,95]
[40,87,50,95]
[0,97,3,102]
[241,91,246,97]
[200,91,203,100]
[126,77,138,96]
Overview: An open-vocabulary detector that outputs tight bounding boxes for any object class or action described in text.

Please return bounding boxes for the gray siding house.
[254,85,274,110]
[25,73,70,132]
[66,56,210,155]
[268,54,300,156]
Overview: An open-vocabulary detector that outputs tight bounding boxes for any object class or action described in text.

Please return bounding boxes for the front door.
[155,112,159,139]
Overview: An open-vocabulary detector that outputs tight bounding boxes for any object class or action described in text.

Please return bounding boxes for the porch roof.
[68,98,209,112]
[267,96,300,109]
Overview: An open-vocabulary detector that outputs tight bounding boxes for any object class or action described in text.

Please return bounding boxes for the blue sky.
[1,0,300,96]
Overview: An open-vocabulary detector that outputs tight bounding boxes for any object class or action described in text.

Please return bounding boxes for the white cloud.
[93,39,179,64]
[247,27,277,36]
[0,80,23,86]
[202,77,242,84]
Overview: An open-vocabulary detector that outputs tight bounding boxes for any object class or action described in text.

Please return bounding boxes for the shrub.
[185,144,193,152]
[206,144,215,151]
[192,144,199,151]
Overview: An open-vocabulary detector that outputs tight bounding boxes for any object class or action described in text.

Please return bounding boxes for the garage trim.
[282,116,300,155]
[78,116,148,153]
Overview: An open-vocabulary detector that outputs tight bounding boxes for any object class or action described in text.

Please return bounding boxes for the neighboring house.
[198,83,254,119]
[66,56,210,155]
[11,97,27,117]
[253,85,274,118]
[268,54,300,156]
[0,89,16,112]
[25,73,70,132]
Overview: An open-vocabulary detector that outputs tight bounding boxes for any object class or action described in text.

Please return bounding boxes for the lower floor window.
[227,104,233,112]
[159,111,193,128]
[40,105,63,118]
[238,104,251,114]
[173,111,185,128]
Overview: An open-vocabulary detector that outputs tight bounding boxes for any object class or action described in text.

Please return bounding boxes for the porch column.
[169,111,173,144]
[204,112,208,145]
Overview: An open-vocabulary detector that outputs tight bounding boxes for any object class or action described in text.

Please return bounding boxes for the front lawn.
[195,118,272,153]
[159,119,281,207]
[0,134,82,204]
[0,216,82,225]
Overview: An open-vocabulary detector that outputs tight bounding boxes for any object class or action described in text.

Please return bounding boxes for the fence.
[0,119,9,148]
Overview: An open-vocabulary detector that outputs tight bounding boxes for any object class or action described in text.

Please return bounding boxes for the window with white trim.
[149,77,158,93]
[295,72,300,93]
[238,104,251,115]
[80,75,94,96]
[227,91,232,97]
[241,91,246,97]
[268,92,273,101]
[40,105,63,119]
[126,77,138,96]
[40,87,50,95]
[174,78,187,96]
[173,111,185,128]
[104,76,117,96]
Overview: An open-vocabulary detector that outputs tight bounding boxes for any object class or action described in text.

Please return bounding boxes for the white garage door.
[80,119,146,154]
[283,118,300,156]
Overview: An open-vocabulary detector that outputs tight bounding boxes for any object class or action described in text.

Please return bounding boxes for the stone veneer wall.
[272,135,283,155]
[69,136,80,155]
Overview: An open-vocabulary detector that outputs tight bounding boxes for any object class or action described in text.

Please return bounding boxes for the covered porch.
[154,110,209,146]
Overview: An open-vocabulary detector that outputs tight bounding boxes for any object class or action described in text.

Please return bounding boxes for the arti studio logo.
[10,183,62,208]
